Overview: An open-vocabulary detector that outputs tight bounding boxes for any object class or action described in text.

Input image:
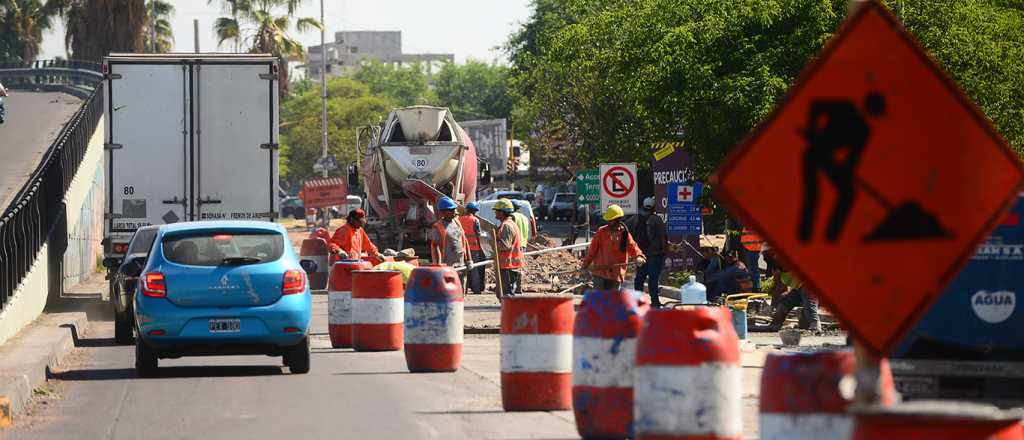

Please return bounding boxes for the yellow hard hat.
[493,198,515,213]
[603,204,625,221]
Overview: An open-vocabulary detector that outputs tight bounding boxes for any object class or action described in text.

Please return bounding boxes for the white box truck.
[102,54,280,260]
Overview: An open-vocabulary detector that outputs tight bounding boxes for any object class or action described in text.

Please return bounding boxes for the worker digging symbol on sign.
[798,92,884,243]
[798,92,954,244]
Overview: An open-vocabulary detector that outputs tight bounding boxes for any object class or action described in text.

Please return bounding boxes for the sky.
[40,0,533,65]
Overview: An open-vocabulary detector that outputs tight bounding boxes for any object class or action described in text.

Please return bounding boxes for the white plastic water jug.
[680,275,707,304]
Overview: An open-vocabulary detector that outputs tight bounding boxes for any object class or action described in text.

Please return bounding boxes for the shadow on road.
[60,323,118,348]
[416,410,508,415]
[46,296,112,322]
[53,365,285,381]
[331,371,410,376]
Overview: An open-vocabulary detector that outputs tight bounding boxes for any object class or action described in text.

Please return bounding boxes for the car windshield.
[162,232,284,266]
[127,228,158,255]
[553,194,575,204]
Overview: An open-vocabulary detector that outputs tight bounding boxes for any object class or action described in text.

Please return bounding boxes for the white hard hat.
[642,197,656,209]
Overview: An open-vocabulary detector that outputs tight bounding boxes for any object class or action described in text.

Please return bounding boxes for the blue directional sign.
[666,182,703,235]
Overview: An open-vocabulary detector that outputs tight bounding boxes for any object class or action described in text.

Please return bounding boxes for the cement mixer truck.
[352,106,490,256]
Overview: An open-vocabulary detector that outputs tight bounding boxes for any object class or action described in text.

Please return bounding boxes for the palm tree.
[61,0,148,63]
[0,0,64,65]
[143,0,174,53]
[210,0,322,97]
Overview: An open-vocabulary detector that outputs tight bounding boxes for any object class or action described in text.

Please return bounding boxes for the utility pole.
[318,0,330,227]
[150,0,157,53]
[194,20,200,53]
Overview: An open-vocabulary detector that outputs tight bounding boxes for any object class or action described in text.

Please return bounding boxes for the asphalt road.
[0,91,83,208]
[8,294,578,440]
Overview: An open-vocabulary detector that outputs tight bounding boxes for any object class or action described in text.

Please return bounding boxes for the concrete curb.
[0,312,89,428]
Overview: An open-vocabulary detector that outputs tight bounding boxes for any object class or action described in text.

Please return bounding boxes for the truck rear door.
[194,61,278,221]
[107,62,190,233]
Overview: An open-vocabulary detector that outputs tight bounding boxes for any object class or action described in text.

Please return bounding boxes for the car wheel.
[285,337,310,374]
[135,336,158,377]
[114,311,133,345]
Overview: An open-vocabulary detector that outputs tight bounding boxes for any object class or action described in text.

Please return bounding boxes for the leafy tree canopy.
[435,59,514,122]
[352,59,437,107]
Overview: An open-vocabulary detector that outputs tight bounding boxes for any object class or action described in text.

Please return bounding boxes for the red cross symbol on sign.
[602,166,635,198]
[677,186,693,202]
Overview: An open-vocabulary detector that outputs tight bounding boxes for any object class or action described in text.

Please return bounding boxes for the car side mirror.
[300,259,318,274]
[102,257,122,269]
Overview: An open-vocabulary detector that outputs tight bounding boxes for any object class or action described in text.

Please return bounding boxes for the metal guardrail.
[0,59,103,98]
[0,82,104,311]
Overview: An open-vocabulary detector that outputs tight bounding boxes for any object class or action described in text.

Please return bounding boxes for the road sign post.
[712,1,1024,356]
[599,163,638,215]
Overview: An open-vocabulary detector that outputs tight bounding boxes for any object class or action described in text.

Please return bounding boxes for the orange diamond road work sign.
[712,1,1024,355]
[302,177,347,209]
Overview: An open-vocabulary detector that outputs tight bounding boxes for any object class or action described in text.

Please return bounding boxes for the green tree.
[143,0,174,53]
[508,0,1024,176]
[61,0,149,63]
[210,0,322,97]
[435,59,514,121]
[0,0,64,65]
[352,59,436,106]
[279,77,394,184]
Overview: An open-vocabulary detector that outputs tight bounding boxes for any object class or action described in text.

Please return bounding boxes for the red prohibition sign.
[602,166,635,198]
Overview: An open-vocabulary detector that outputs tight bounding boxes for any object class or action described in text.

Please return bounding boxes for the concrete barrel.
[327,259,372,348]
[299,237,329,290]
[351,270,404,351]
[635,307,742,440]
[501,295,574,411]
[760,350,896,440]
[404,264,464,372]
[572,288,650,439]
[852,400,1024,440]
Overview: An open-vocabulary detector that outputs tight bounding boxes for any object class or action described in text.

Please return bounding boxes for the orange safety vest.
[497,218,524,270]
[741,228,764,252]
[458,215,482,251]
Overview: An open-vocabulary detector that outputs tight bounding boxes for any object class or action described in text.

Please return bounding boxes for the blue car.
[133,221,314,376]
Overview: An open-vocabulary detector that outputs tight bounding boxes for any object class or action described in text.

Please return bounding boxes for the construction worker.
[582,204,646,290]
[493,198,524,296]
[764,247,821,332]
[329,208,383,262]
[374,249,418,283]
[459,201,486,295]
[629,197,668,307]
[512,203,533,249]
[431,197,472,269]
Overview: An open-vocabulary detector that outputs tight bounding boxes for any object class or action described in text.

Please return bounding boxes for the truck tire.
[285,337,310,374]
[135,337,158,377]
[114,311,133,345]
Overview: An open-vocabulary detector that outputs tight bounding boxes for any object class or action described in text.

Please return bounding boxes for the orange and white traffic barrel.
[852,401,1024,440]
[300,236,330,290]
[327,259,372,348]
[404,264,464,372]
[740,228,764,252]
[351,270,404,351]
[501,295,574,411]
[635,307,742,440]
[572,288,650,439]
[760,350,896,440]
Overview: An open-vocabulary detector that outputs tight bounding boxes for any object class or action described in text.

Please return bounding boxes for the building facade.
[307,31,454,78]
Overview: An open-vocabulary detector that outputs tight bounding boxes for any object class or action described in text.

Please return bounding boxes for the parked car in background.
[475,199,537,258]
[133,221,314,376]
[104,225,161,345]
[534,183,571,220]
[280,197,305,219]
[549,192,577,221]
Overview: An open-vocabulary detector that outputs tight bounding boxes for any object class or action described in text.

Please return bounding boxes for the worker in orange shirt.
[581,204,646,290]
[329,208,383,262]
[458,201,486,295]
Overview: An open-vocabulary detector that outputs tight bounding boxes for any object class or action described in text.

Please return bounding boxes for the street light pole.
[320,0,329,179]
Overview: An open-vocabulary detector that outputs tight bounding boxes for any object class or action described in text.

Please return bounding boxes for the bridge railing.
[0,82,104,311]
[0,59,104,98]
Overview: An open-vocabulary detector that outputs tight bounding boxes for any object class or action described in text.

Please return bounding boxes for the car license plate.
[209,319,240,333]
